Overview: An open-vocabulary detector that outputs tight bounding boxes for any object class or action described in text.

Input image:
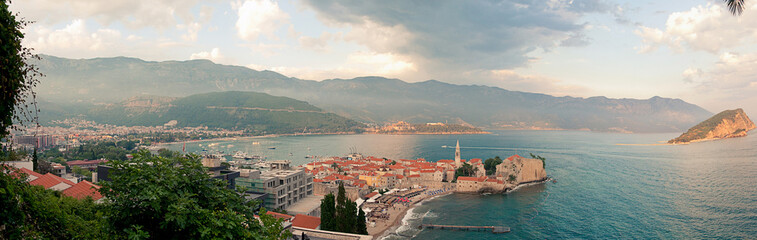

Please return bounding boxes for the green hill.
[87,91,365,135]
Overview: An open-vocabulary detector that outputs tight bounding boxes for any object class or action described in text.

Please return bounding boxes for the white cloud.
[298,32,337,52]
[190,48,226,64]
[482,69,591,97]
[178,22,203,41]
[681,51,757,115]
[636,2,757,53]
[233,0,289,41]
[10,0,209,29]
[245,51,417,81]
[347,52,417,75]
[27,19,122,55]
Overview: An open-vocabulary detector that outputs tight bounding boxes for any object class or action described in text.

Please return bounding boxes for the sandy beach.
[365,187,454,240]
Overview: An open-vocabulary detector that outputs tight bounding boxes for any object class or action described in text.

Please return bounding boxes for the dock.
[420,224,510,233]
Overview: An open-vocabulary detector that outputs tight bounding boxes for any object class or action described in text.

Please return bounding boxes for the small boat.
[268,147,276,150]
[252,142,261,145]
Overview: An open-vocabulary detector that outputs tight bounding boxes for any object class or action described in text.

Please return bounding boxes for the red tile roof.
[19,167,43,179]
[437,159,454,163]
[457,176,487,182]
[292,214,321,229]
[29,173,75,189]
[456,176,479,182]
[364,192,379,199]
[62,180,103,200]
[66,159,108,166]
[507,155,522,161]
[266,212,294,221]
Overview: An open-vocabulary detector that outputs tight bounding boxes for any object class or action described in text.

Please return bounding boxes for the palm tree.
[725,0,746,15]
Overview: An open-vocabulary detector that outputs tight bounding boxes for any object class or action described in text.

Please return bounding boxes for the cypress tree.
[32,147,38,171]
[320,193,336,231]
[356,207,368,234]
[335,182,349,232]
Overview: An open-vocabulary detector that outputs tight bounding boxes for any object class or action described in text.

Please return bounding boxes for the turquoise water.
[164,131,757,239]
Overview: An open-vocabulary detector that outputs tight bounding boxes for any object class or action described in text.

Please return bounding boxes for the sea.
[162,130,757,239]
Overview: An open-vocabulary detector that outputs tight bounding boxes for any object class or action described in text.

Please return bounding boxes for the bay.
[162,130,757,239]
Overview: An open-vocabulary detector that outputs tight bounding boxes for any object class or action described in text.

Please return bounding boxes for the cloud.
[681,52,757,115]
[248,51,417,81]
[301,0,612,74]
[190,48,226,63]
[478,69,591,97]
[9,0,211,29]
[26,19,123,55]
[635,2,757,53]
[233,0,289,41]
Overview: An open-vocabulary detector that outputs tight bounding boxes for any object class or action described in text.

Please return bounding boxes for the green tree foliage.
[0,165,105,239]
[320,193,336,231]
[0,0,42,138]
[454,162,476,181]
[356,207,368,234]
[43,141,135,161]
[72,166,90,179]
[101,150,288,239]
[335,182,352,233]
[32,147,38,171]
[483,156,502,175]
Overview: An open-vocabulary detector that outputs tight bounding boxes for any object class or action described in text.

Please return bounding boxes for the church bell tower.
[455,140,461,167]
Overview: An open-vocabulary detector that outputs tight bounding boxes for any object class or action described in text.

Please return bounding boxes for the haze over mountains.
[35,55,713,133]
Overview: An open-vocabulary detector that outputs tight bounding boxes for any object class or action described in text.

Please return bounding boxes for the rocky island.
[668,108,756,144]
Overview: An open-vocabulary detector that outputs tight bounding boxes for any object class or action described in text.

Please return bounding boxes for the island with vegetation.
[668,108,756,144]
[372,121,489,134]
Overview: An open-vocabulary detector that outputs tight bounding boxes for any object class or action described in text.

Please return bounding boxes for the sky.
[10,0,757,115]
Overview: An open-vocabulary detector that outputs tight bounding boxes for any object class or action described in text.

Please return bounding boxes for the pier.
[419,224,510,233]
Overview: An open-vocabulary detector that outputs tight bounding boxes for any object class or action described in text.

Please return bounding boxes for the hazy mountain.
[35,55,713,133]
[86,91,365,134]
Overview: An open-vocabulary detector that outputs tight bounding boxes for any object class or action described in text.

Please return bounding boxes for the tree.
[0,0,42,138]
[356,207,368,234]
[101,150,287,239]
[32,147,38,171]
[335,182,353,233]
[320,193,336,231]
[454,162,476,181]
[72,166,90,178]
[484,156,502,175]
[725,0,745,15]
[0,165,105,239]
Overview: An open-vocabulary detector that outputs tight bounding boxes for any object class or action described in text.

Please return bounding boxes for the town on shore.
[3,137,547,239]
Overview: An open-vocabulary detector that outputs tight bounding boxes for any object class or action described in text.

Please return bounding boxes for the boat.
[268,147,276,150]
[252,141,260,145]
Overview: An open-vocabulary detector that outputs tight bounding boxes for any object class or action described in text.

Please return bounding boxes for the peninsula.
[668,108,756,144]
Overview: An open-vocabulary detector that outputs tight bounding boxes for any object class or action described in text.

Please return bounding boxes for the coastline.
[150,131,490,147]
[373,191,454,240]
[373,179,550,240]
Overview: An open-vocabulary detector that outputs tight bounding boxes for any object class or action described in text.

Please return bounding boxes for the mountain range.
[34,55,713,133]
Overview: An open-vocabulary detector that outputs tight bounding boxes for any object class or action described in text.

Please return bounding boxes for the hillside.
[87,91,366,135]
[668,109,756,144]
[34,55,713,133]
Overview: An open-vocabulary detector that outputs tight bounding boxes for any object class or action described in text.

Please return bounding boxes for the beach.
[364,187,453,240]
